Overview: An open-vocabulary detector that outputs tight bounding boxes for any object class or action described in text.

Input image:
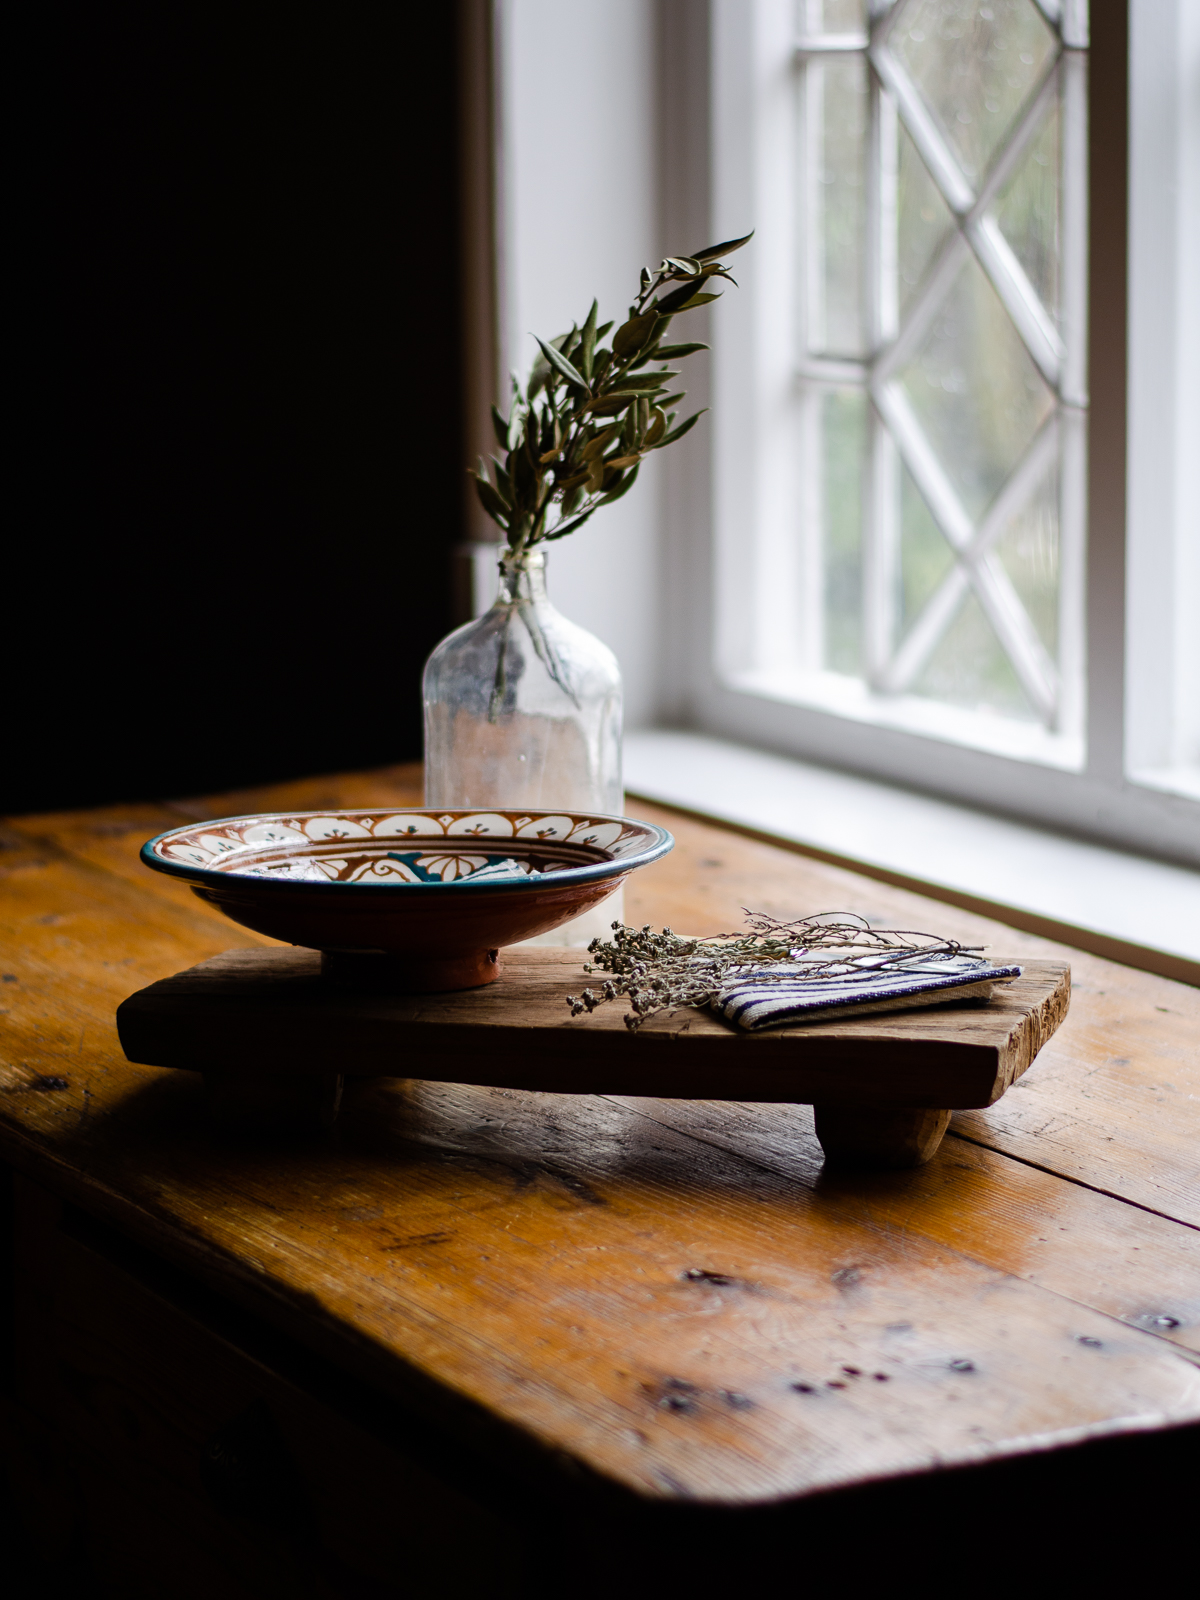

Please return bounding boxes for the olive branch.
[471,234,752,561]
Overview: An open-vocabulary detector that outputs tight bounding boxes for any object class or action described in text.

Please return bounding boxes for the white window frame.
[1126,0,1200,803]
[654,0,1198,866]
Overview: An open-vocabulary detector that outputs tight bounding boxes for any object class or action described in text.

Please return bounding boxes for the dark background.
[7,8,462,814]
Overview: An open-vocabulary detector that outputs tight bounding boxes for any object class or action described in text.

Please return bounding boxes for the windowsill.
[1129,765,1200,804]
[624,729,1200,985]
[723,668,1085,772]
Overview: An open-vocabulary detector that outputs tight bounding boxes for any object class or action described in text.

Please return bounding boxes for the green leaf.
[691,231,753,261]
[491,405,510,450]
[583,392,642,416]
[535,335,589,392]
[652,274,714,315]
[596,321,614,338]
[654,409,707,447]
[652,342,710,359]
[599,386,665,401]
[644,406,667,447]
[543,507,596,542]
[676,290,722,310]
[540,408,559,457]
[596,463,640,505]
[612,313,658,358]
[582,424,620,461]
[510,440,536,499]
[609,370,675,391]
[580,298,599,380]
[621,403,637,449]
[494,461,514,506]
[472,475,511,526]
[583,396,631,418]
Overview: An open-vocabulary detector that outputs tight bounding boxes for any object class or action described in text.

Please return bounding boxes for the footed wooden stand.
[813,1105,953,1170]
[117,948,1070,1171]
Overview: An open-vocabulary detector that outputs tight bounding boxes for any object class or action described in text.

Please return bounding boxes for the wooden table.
[2,764,1197,1595]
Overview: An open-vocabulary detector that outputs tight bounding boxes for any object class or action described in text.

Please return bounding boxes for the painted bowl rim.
[140,807,674,896]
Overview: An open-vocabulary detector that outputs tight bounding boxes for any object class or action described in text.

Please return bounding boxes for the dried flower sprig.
[471,234,752,565]
[565,911,983,1031]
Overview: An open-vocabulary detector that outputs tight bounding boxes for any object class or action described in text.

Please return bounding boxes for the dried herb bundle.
[471,236,751,561]
[566,911,982,1031]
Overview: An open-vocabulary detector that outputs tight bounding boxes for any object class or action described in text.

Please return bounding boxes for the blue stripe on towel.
[715,957,1022,1031]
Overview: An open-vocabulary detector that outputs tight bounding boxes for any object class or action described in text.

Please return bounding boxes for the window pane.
[994,461,1060,658]
[896,252,1055,522]
[798,0,867,34]
[899,462,955,638]
[821,389,867,674]
[893,0,1057,180]
[910,588,1035,719]
[806,57,869,356]
[897,121,955,316]
[994,93,1061,326]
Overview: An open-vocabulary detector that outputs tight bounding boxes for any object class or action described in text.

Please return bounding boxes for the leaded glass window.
[791,0,1088,749]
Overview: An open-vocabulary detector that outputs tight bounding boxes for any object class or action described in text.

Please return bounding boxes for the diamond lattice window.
[794,0,1088,741]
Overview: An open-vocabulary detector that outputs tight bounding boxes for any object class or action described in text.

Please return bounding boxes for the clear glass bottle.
[422,548,623,942]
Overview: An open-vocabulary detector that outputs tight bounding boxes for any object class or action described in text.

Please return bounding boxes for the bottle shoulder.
[423,597,621,692]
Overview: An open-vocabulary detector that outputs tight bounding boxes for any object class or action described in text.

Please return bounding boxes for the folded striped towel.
[715,955,1022,1031]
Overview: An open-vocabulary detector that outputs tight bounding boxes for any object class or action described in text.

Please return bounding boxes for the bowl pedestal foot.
[813,1105,952,1170]
[320,948,501,993]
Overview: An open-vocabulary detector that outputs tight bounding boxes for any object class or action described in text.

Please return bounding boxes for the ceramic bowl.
[141,808,673,991]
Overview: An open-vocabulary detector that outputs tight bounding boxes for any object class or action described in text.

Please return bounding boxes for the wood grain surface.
[2,762,1198,1510]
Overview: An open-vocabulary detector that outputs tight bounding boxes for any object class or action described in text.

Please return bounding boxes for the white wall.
[499,0,664,727]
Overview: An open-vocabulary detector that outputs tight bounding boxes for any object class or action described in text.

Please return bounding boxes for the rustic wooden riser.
[117,948,1070,1170]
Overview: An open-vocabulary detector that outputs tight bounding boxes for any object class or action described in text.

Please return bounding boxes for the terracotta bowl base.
[320,947,501,994]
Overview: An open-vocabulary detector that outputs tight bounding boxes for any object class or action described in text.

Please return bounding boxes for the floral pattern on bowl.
[146,809,661,889]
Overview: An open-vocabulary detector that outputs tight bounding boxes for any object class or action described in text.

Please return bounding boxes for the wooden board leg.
[813,1105,951,1171]
[203,1073,344,1130]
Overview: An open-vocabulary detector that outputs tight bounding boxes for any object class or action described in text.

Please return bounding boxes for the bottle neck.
[496,548,547,604]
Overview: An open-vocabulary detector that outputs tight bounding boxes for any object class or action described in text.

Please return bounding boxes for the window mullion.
[863,416,899,689]
[969,557,1058,720]
[801,56,826,353]
[799,386,826,674]
[864,62,899,690]
[1059,47,1089,407]
[1057,405,1088,738]
[1057,41,1089,742]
